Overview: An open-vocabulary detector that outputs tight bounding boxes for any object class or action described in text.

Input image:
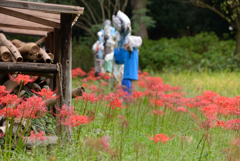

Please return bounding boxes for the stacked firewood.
[0,33,54,63]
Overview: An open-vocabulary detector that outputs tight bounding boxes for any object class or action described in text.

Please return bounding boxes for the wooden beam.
[61,13,72,107]
[0,27,47,36]
[0,23,54,32]
[0,7,60,29]
[0,0,84,14]
[0,62,58,73]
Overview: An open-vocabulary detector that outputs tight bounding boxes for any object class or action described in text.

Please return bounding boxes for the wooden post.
[54,28,62,134]
[61,13,72,107]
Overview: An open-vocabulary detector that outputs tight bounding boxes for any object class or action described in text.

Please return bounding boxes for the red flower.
[109,97,122,110]
[147,133,174,144]
[55,104,76,123]
[31,88,58,100]
[101,82,108,86]
[150,99,163,106]
[174,107,187,113]
[17,96,47,119]
[0,107,20,118]
[9,73,38,85]
[0,94,20,107]
[78,92,98,104]
[149,110,165,116]
[132,91,144,99]
[29,131,46,142]
[65,115,93,127]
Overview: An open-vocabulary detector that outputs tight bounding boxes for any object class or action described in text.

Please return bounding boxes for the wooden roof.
[0,0,84,36]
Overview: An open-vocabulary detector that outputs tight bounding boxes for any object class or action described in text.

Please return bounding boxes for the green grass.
[11,71,240,161]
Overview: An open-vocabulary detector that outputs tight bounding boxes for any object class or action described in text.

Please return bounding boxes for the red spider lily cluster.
[72,67,111,81]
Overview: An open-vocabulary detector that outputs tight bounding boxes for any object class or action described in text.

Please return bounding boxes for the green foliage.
[72,38,95,72]
[139,32,237,72]
[131,8,156,34]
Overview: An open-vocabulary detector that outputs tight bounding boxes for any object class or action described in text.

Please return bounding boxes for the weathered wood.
[18,43,40,55]
[11,39,24,48]
[61,13,72,106]
[0,7,60,29]
[35,37,45,45]
[0,23,54,32]
[3,79,18,91]
[0,27,47,37]
[0,33,23,62]
[72,86,85,98]
[0,62,58,73]
[39,48,51,63]
[48,53,54,63]
[0,46,12,61]
[53,28,61,134]
[0,0,84,14]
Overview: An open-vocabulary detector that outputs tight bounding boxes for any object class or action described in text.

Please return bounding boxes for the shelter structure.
[0,0,84,133]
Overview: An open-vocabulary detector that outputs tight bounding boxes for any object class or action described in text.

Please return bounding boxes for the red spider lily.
[147,133,174,144]
[150,99,163,106]
[82,83,88,87]
[198,118,215,130]
[225,119,240,130]
[174,107,187,113]
[31,88,59,100]
[78,92,98,104]
[109,97,123,110]
[149,110,165,116]
[216,120,226,127]
[0,86,9,95]
[9,73,38,85]
[0,107,20,117]
[85,135,114,155]
[55,104,76,122]
[64,115,93,127]
[101,82,108,86]
[17,96,47,119]
[29,131,46,142]
[0,94,20,107]
[190,113,197,120]
[137,81,145,88]
[132,91,144,99]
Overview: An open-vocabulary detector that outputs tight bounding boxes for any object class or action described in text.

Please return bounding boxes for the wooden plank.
[0,23,54,32]
[0,62,58,73]
[0,0,84,14]
[0,7,60,29]
[0,27,47,36]
[61,13,72,107]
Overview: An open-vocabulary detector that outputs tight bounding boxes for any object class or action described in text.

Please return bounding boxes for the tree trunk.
[131,0,148,39]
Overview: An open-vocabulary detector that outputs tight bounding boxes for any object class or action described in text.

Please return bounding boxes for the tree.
[177,0,240,56]
[131,0,154,39]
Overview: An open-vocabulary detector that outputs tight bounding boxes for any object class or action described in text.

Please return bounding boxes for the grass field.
[6,71,240,161]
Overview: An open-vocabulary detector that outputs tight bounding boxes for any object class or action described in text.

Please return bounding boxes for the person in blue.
[114,44,139,95]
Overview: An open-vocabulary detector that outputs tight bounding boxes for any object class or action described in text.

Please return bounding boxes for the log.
[25,136,58,147]
[18,43,40,55]
[28,82,41,92]
[72,86,85,98]
[0,33,23,62]
[44,86,85,106]
[35,37,46,45]
[39,48,51,63]
[47,53,54,63]
[0,62,58,73]
[22,52,42,61]
[3,79,18,91]
[11,39,24,48]
[0,46,12,62]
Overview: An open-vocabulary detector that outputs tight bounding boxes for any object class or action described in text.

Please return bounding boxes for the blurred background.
[6,0,240,73]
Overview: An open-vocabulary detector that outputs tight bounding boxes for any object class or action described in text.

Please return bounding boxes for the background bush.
[139,32,238,72]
